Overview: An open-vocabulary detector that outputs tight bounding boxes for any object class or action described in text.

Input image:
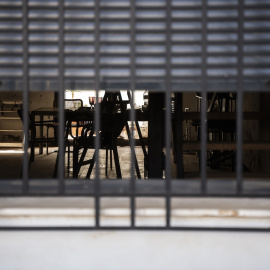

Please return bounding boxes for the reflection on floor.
[0,147,269,180]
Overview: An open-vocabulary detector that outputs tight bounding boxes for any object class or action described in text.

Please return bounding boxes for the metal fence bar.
[1,0,270,231]
[165,0,172,228]
[1,226,270,232]
[129,91,136,228]
[22,0,29,194]
[58,0,65,193]
[94,0,100,228]
[200,0,208,194]
[130,0,136,229]
[236,0,244,194]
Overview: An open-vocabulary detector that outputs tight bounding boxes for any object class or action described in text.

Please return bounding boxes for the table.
[32,106,148,178]
[31,107,96,154]
[32,97,180,179]
[32,106,148,153]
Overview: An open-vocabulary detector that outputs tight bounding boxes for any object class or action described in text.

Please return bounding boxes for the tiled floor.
[0,145,194,179]
[0,146,269,180]
[68,146,146,179]
[0,146,151,179]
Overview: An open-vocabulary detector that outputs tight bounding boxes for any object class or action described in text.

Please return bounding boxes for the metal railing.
[0,0,270,230]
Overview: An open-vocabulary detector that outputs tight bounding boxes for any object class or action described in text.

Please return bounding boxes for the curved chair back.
[64,99,83,110]
[100,112,127,146]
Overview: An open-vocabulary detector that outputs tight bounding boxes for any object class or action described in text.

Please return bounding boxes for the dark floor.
[0,146,269,180]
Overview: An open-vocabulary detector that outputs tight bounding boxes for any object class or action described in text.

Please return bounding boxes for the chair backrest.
[64,99,83,110]
[101,112,127,145]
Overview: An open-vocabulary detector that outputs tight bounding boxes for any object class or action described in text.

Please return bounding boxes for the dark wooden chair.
[17,109,57,170]
[73,112,127,179]
[73,94,141,179]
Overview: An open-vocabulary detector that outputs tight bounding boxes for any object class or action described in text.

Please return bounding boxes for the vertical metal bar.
[237,0,244,194]
[130,0,136,228]
[94,0,100,228]
[175,93,184,178]
[58,0,65,193]
[22,0,29,194]
[165,93,171,228]
[129,91,136,227]
[200,0,208,194]
[165,0,172,228]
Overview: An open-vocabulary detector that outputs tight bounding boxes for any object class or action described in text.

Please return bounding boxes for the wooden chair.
[17,109,57,168]
[73,92,141,179]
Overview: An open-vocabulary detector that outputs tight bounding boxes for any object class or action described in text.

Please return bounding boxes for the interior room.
[0,89,269,182]
[0,0,270,200]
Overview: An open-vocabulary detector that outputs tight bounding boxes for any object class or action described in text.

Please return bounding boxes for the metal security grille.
[0,0,270,230]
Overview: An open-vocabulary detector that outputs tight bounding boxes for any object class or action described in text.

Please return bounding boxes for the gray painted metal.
[0,0,270,91]
[0,0,270,230]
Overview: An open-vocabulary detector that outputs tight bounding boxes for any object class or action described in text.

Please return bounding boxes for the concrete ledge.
[0,197,270,229]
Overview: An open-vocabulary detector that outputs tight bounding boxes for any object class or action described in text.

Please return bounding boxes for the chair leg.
[105,148,115,177]
[124,121,141,178]
[53,150,59,178]
[73,143,79,178]
[112,145,122,179]
[53,139,69,178]
[86,151,96,179]
[133,152,141,179]
[135,120,147,158]
[110,149,112,169]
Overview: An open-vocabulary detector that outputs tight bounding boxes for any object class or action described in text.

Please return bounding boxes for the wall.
[29,91,54,112]
[0,91,23,145]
